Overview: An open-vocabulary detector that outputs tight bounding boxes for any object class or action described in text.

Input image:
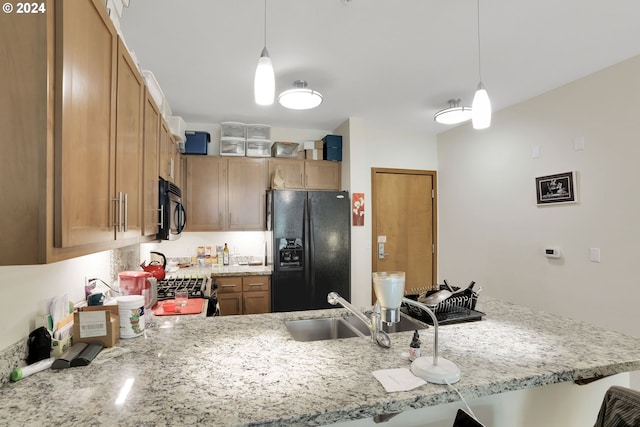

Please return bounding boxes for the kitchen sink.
[284,313,425,342]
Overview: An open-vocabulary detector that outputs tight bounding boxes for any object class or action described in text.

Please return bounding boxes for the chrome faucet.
[327,292,392,348]
[327,291,460,384]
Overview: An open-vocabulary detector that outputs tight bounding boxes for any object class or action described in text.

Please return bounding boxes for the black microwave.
[158,178,186,240]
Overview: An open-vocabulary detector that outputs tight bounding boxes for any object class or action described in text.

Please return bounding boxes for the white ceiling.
[119,0,640,135]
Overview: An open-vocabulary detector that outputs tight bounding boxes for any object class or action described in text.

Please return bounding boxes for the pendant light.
[472,0,491,129]
[254,0,274,106]
[278,80,323,110]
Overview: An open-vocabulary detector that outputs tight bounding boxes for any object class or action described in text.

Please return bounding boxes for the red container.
[118,271,157,308]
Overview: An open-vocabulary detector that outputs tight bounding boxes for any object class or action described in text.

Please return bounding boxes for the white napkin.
[372,368,427,392]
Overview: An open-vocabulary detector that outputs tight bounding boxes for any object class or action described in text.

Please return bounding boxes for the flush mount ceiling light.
[472,0,491,129]
[254,0,275,106]
[434,99,472,125]
[278,80,323,110]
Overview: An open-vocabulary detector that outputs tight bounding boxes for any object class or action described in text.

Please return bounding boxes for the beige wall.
[437,56,640,383]
[0,251,111,350]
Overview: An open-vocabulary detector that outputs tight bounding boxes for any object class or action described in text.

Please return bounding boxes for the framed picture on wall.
[535,171,577,205]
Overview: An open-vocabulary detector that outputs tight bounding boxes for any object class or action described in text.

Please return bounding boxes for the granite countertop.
[2,298,640,426]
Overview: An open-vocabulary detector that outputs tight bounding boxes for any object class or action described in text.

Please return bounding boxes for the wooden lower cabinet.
[218,292,243,316]
[216,275,271,316]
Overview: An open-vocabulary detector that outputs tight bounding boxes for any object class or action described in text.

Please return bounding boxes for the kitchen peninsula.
[1,298,640,426]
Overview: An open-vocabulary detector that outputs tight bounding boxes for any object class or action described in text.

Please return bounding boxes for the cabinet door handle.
[113,192,123,232]
[220,284,236,288]
[123,193,128,232]
[247,283,263,287]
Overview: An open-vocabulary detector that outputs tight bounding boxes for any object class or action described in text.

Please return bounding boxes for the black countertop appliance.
[268,190,351,312]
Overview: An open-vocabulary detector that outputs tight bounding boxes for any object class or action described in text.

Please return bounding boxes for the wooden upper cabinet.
[268,159,304,189]
[159,120,176,182]
[114,37,144,240]
[267,158,341,191]
[304,160,341,190]
[186,156,226,231]
[172,136,182,189]
[0,4,47,264]
[1,0,175,264]
[54,0,117,248]
[142,88,161,237]
[186,157,268,231]
[228,158,268,230]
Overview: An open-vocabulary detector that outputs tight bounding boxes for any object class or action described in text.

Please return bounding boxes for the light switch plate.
[589,247,601,262]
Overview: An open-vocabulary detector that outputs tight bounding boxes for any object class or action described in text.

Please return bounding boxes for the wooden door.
[186,156,226,230]
[371,168,437,302]
[54,0,117,247]
[114,37,143,240]
[142,89,160,237]
[228,158,268,230]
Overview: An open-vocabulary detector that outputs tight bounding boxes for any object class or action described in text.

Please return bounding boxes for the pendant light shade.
[254,0,274,106]
[278,80,323,110]
[254,47,275,105]
[472,83,491,129]
[472,0,491,129]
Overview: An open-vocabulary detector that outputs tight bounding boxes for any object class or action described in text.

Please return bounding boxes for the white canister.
[117,295,145,338]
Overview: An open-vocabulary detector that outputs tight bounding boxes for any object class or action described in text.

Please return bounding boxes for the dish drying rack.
[404,282,480,314]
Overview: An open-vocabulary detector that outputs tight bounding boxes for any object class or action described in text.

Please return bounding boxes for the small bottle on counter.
[409,330,421,361]
[223,243,230,266]
[216,246,223,266]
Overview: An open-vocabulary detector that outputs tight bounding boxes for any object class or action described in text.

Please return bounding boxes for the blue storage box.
[322,134,342,161]
[185,131,210,155]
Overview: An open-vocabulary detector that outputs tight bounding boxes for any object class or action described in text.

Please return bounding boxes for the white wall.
[0,251,111,350]
[140,231,269,263]
[437,56,640,387]
[345,119,438,307]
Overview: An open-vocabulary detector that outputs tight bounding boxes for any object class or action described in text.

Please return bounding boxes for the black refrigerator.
[268,190,351,312]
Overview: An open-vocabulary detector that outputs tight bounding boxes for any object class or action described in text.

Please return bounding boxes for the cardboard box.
[303,140,324,150]
[305,149,322,160]
[73,305,120,347]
